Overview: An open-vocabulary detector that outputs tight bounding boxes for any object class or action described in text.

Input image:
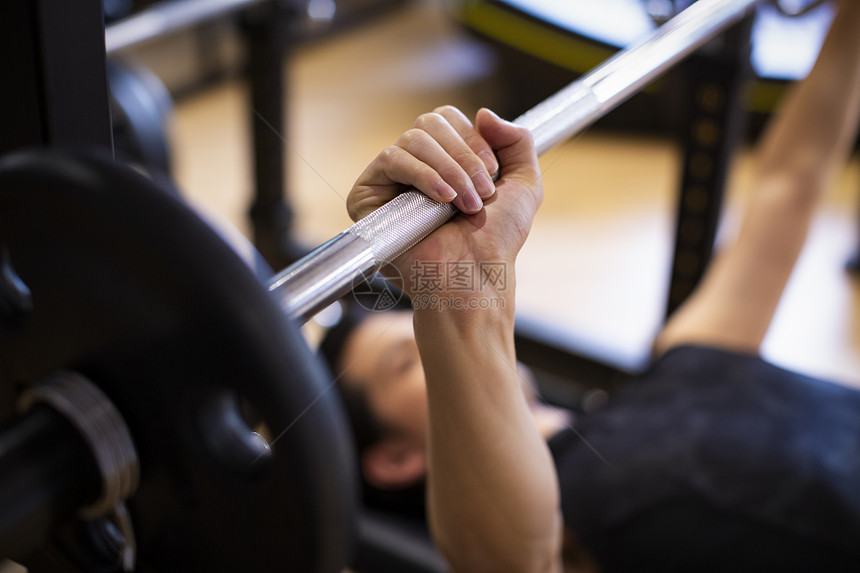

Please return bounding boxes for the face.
[338,310,429,449]
[337,310,571,450]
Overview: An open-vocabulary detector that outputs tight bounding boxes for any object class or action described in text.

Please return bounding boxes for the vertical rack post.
[0,0,113,156]
[665,14,755,317]
[241,1,308,269]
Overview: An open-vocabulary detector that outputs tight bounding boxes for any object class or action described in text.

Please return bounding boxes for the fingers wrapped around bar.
[348,106,504,221]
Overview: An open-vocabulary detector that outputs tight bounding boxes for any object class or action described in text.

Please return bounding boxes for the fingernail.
[462,190,483,213]
[436,179,457,201]
[480,150,499,174]
[484,108,502,121]
[472,171,495,199]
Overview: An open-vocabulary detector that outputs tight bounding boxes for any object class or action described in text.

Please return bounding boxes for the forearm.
[414,301,563,573]
[347,104,551,568]
[737,0,860,314]
[655,1,860,353]
[756,0,860,188]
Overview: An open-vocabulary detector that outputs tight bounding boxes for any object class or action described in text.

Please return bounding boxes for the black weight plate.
[0,149,356,572]
[108,59,173,176]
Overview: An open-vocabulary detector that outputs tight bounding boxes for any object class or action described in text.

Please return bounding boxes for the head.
[320,301,566,497]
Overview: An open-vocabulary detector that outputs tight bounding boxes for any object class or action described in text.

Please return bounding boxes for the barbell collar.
[18,372,140,520]
[0,404,99,559]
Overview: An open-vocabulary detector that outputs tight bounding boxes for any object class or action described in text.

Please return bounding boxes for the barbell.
[0,0,791,570]
[269,0,766,323]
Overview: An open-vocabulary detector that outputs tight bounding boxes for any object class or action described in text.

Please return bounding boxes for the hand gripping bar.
[267,0,763,323]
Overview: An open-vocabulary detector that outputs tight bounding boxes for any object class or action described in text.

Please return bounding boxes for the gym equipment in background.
[451,0,833,128]
[107,0,314,270]
[449,0,860,283]
[104,0,413,271]
[109,59,174,175]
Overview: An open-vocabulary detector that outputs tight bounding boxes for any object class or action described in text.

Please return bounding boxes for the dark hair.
[318,302,386,454]
[318,291,428,519]
[318,278,413,453]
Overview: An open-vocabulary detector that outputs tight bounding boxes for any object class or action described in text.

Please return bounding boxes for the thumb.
[475,108,540,185]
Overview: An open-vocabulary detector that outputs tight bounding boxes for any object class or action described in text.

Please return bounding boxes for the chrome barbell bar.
[268,0,765,324]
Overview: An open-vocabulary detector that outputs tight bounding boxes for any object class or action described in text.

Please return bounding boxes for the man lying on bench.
[323,1,860,570]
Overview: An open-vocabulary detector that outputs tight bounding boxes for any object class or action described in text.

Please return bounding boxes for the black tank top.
[548,345,860,571]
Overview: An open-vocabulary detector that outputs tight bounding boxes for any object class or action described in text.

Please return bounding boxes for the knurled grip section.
[347,190,457,263]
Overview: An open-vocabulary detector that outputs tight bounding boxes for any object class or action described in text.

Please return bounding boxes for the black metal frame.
[665,15,755,317]
[0,0,113,156]
[0,0,304,264]
[849,208,860,274]
[239,1,308,269]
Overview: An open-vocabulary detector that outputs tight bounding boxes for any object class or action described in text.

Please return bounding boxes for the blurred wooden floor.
[172,0,860,386]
